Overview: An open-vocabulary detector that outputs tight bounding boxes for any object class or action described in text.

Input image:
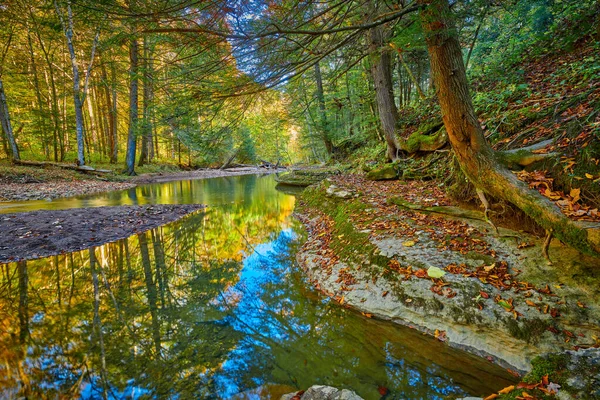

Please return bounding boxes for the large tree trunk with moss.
[369,25,399,161]
[419,0,600,256]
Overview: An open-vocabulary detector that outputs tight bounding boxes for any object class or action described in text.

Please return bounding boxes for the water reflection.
[0,175,516,399]
[0,174,282,213]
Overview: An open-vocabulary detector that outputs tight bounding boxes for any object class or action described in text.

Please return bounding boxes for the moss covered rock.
[275,168,339,187]
[399,124,448,154]
[366,164,398,180]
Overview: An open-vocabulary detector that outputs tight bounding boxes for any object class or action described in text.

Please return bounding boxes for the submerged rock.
[281,385,363,400]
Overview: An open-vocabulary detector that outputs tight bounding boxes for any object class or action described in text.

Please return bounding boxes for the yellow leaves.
[498,385,515,394]
[585,173,594,179]
[402,240,416,247]
[544,188,561,200]
[570,188,581,203]
[434,329,447,342]
[483,263,495,272]
[483,394,499,400]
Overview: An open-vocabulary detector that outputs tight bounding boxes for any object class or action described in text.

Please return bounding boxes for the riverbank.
[0,162,283,202]
[294,175,600,398]
[0,204,203,263]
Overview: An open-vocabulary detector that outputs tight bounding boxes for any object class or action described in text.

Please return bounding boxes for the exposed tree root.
[477,188,499,234]
[496,139,558,169]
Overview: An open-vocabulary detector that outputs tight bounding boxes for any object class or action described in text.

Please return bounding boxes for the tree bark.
[125,36,139,175]
[419,0,600,256]
[55,0,85,165]
[314,62,333,155]
[138,36,153,166]
[0,79,20,161]
[368,24,399,161]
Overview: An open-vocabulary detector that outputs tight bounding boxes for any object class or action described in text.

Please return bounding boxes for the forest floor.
[0,204,204,263]
[0,162,282,201]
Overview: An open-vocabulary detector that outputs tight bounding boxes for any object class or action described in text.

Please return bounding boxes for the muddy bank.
[294,176,600,379]
[132,166,284,184]
[0,204,203,263]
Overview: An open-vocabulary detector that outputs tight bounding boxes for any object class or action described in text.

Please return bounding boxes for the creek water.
[0,174,516,399]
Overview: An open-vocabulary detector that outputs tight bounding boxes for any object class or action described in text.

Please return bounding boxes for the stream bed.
[0,174,516,399]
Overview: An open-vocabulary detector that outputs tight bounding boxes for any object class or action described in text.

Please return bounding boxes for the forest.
[1,0,600,399]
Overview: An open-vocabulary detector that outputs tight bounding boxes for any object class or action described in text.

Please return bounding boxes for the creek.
[0,174,516,399]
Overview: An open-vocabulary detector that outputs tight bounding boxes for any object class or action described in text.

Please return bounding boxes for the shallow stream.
[0,174,516,399]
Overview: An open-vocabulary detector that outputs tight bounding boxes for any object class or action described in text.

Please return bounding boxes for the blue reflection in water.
[216,228,298,397]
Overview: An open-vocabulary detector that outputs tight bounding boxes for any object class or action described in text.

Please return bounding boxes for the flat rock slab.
[0,204,204,263]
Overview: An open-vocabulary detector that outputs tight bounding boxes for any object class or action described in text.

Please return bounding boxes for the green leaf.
[427,266,446,279]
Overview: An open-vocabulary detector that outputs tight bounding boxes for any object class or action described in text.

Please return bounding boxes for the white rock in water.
[281,385,364,400]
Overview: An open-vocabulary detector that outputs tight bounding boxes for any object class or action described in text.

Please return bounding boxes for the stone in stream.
[281,385,363,400]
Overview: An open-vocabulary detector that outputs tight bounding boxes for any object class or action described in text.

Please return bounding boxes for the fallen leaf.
[378,386,389,396]
[498,300,512,310]
[499,385,515,394]
[403,240,416,247]
[427,266,446,279]
[570,188,581,203]
[483,394,499,400]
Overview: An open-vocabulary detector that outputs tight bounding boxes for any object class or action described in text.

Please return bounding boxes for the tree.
[369,23,400,161]
[0,80,20,161]
[0,30,20,161]
[418,0,600,256]
[54,0,100,166]
[124,35,139,175]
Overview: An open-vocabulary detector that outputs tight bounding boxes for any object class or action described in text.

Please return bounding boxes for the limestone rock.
[325,184,355,199]
[281,385,363,400]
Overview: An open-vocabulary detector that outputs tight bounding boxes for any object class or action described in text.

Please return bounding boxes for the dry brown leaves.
[515,169,599,221]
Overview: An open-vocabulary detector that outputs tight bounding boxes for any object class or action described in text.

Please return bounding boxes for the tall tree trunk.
[26,30,51,160]
[0,79,20,161]
[138,37,153,166]
[420,0,600,256]
[110,59,118,163]
[369,25,399,161]
[314,62,333,155]
[55,1,85,165]
[36,35,63,161]
[125,36,139,175]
